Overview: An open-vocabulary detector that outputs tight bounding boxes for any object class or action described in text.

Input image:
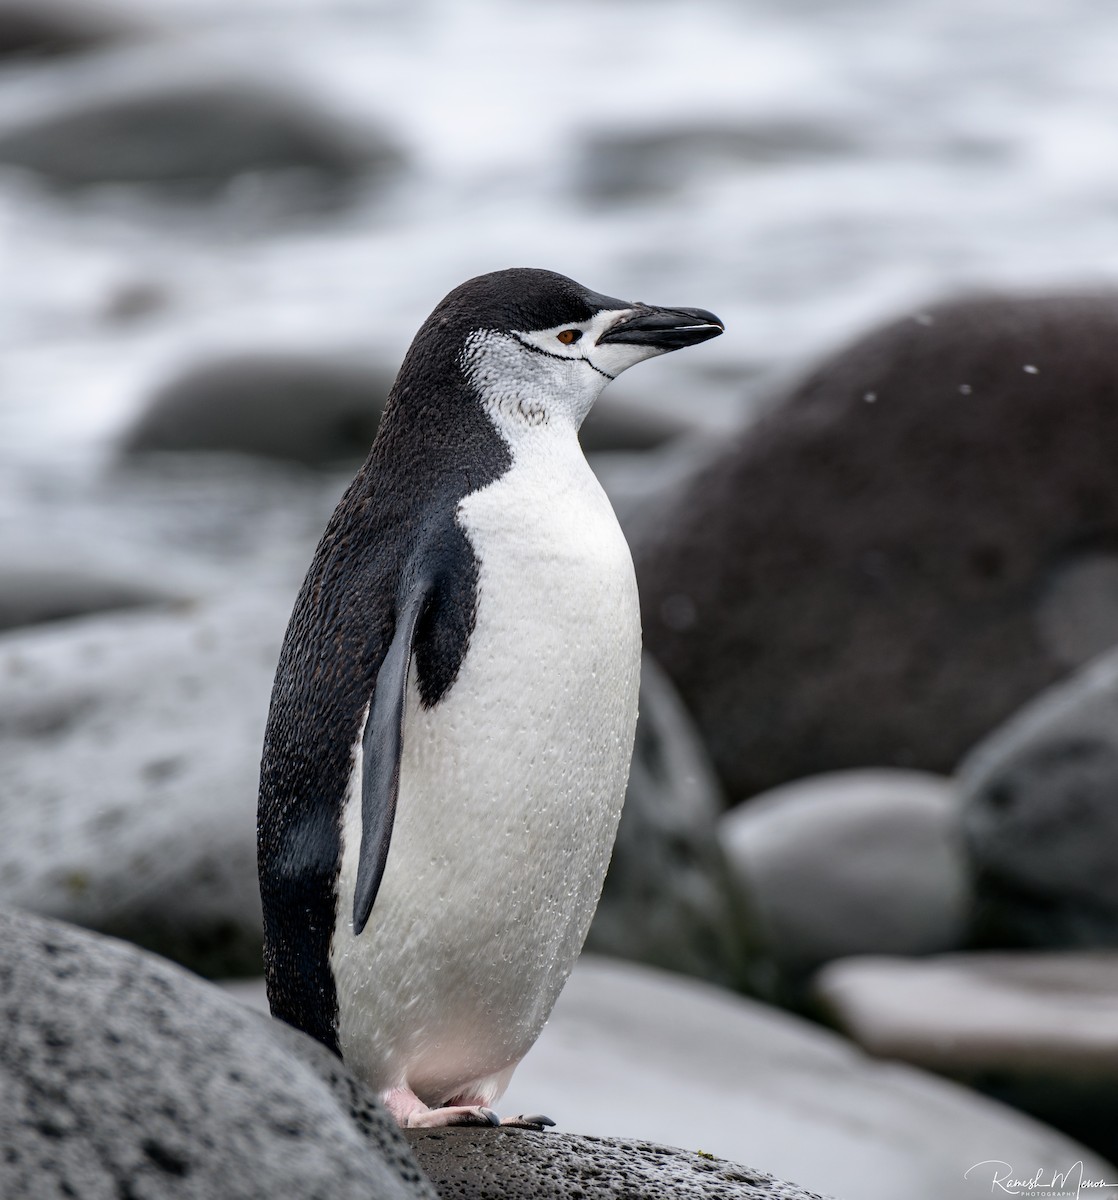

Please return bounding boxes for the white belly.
[331,433,641,1105]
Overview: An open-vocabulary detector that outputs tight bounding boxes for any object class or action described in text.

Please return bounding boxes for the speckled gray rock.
[0,600,746,985]
[122,353,396,466]
[634,293,1118,801]
[721,769,971,993]
[960,645,1118,948]
[406,1129,828,1200]
[0,594,286,975]
[814,951,1118,1163]
[0,908,434,1200]
[588,654,757,990]
[0,77,401,191]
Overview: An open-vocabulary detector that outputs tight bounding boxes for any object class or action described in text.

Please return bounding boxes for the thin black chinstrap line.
[509,333,616,380]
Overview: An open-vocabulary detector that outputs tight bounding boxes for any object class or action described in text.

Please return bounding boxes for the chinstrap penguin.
[257,268,723,1129]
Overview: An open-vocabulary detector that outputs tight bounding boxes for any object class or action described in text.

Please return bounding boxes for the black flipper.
[352,577,432,936]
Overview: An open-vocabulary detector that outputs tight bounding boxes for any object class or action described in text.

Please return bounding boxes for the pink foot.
[448,1091,555,1131]
[408,1106,500,1129]
[382,1085,498,1129]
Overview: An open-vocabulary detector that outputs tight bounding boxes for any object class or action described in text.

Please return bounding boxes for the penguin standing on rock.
[257,268,723,1129]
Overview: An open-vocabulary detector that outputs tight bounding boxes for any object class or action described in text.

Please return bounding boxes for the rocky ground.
[5,0,1118,1195]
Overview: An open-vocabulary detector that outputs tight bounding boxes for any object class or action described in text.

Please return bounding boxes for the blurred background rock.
[3,0,1118,1195]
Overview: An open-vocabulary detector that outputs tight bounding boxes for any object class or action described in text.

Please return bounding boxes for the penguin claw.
[407,1105,500,1129]
[500,1113,556,1130]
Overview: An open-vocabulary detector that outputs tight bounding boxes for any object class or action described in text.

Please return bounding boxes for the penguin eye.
[556,329,582,345]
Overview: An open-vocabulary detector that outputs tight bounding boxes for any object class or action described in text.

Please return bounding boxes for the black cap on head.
[429,268,630,336]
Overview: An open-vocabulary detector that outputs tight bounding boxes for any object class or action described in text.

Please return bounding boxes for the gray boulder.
[0,77,401,191]
[122,351,694,467]
[959,645,1118,948]
[0,907,434,1200]
[814,951,1118,1164]
[121,353,395,467]
[0,594,285,976]
[407,1129,828,1200]
[0,545,184,632]
[579,394,695,452]
[634,292,1118,800]
[587,654,757,992]
[721,769,971,994]
[0,595,747,986]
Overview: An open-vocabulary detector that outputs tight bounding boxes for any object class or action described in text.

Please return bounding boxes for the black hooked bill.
[596,305,724,351]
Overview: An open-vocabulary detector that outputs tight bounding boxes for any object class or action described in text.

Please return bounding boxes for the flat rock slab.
[407,1129,828,1200]
[815,951,1118,1161]
[815,952,1118,1074]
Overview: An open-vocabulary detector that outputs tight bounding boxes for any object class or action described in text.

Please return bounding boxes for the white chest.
[331,425,641,1104]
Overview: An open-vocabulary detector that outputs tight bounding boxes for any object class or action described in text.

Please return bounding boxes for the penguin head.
[406,268,723,436]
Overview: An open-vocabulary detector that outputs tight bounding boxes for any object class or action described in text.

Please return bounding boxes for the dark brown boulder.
[634,293,1118,800]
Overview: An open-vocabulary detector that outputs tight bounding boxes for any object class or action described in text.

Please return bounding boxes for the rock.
[0,594,286,976]
[0,549,184,632]
[959,646,1118,948]
[228,978,826,1197]
[587,655,757,992]
[720,770,971,994]
[0,599,747,986]
[592,434,727,537]
[122,353,691,466]
[0,0,132,59]
[633,292,1118,800]
[0,77,401,192]
[498,956,1114,1200]
[577,119,856,203]
[814,951,1118,1164]
[121,353,395,466]
[579,393,695,452]
[0,907,434,1200]
[406,1129,827,1200]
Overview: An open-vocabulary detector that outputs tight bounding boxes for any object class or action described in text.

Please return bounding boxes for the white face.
[460,308,669,441]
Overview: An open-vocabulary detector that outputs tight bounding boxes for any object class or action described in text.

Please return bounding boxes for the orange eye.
[557,329,582,344]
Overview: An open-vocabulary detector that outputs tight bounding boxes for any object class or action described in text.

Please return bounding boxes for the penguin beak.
[596,305,724,352]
